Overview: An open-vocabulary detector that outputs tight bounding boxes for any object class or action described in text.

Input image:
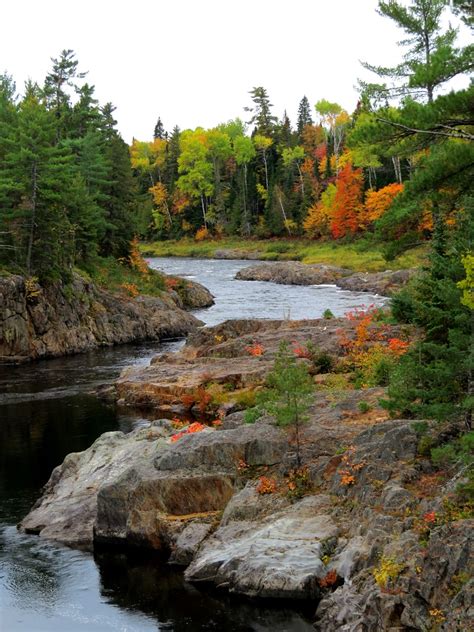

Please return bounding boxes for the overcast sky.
[1,0,469,143]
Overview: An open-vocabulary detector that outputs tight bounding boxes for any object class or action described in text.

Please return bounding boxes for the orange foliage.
[246,342,264,356]
[330,164,364,238]
[363,183,404,225]
[128,237,149,276]
[170,421,206,443]
[165,277,179,290]
[256,476,277,494]
[387,338,409,355]
[338,446,366,486]
[292,343,312,359]
[303,183,336,238]
[120,282,139,297]
[195,226,209,241]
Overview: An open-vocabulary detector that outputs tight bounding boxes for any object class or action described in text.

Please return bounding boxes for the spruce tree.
[297,95,314,135]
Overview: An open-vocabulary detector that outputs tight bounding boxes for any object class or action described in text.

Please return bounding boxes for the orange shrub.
[246,343,264,356]
[128,237,149,276]
[120,282,139,297]
[195,226,209,241]
[256,476,277,494]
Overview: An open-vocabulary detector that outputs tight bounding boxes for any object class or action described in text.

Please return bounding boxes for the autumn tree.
[330,163,364,239]
[363,182,404,225]
[177,129,214,229]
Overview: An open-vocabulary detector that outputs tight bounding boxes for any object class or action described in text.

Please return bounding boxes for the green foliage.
[323,308,334,319]
[386,200,474,424]
[358,401,372,414]
[255,341,314,465]
[0,51,138,282]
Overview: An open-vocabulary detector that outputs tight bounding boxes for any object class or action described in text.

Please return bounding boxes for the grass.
[78,256,166,297]
[141,238,428,272]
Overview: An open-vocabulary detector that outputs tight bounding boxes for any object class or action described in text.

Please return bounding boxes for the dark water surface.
[0,258,385,631]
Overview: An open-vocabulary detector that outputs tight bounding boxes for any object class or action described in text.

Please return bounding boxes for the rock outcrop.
[235,261,417,296]
[19,316,472,630]
[115,317,407,413]
[0,272,210,363]
[336,268,417,296]
[235,261,352,285]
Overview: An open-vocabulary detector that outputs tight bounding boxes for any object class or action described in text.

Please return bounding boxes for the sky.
[1,0,470,143]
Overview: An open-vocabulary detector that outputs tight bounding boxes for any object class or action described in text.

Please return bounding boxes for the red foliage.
[170,421,206,443]
[319,570,338,588]
[246,342,264,356]
[330,164,364,239]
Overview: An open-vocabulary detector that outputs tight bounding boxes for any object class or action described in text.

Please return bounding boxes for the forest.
[0,0,472,283]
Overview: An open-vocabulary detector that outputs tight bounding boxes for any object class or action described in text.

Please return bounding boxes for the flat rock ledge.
[236,262,417,296]
[0,272,211,363]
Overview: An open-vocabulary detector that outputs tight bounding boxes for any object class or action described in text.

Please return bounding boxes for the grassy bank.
[78,256,166,297]
[141,238,427,272]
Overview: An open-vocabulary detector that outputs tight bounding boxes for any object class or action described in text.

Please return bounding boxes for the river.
[0,258,385,631]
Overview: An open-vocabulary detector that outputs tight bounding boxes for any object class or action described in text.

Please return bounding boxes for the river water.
[0,258,385,631]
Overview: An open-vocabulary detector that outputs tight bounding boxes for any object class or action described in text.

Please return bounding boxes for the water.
[0,258,385,631]
[148,257,385,325]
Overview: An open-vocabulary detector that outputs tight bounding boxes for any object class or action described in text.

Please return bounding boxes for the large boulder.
[19,425,169,547]
[186,493,339,599]
[236,261,352,285]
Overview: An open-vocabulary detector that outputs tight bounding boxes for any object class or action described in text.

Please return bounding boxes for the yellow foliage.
[195,226,209,241]
[373,556,404,588]
[458,254,474,309]
[304,183,336,237]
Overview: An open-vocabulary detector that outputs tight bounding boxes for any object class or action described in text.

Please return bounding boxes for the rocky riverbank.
[235,262,417,296]
[20,315,472,630]
[0,272,213,363]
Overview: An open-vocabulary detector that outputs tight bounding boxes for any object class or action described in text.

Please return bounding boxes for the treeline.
[0,50,136,281]
[132,95,408,242]
[132,0,473,259]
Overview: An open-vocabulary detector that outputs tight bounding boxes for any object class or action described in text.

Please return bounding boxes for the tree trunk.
[26,161,38,276]
[296,162,305,198]
[200,194,207,229]
[277,190,291,235]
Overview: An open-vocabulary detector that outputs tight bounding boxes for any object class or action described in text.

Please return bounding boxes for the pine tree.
[43,49,86,140]
[387,199,473,426]
[245,87,277,136]
[252,341,314,466]
[361,0,473,103]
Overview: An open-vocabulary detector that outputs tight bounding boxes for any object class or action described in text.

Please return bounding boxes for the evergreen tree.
[245,86,277,135]
[251,341,314,466]
[386,199,473,426]
[154,116,166,140]
[297,95,314,135]
[43,49,86,140]
[361,0,474,103]
[0,93,75,279]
